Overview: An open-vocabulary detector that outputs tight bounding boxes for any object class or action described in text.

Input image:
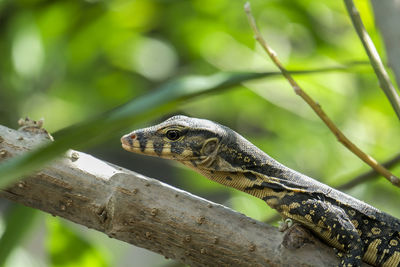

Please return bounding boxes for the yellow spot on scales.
[348,209,356,216]
[371,227,381,235]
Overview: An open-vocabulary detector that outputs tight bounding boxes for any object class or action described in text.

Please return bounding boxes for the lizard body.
[121,115,400,267]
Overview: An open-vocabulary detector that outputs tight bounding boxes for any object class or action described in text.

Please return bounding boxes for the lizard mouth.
[121,142,161,157]
[120,133,204,160]
[121,143,139,152]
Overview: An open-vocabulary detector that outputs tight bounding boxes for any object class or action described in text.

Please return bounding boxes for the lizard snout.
[121,132,138,150]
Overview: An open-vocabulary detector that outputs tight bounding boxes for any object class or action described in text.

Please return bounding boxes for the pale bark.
[0,125,370,266]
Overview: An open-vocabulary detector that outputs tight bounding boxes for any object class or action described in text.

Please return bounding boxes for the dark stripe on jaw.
[171,142,184,154]
[244,172,257,181]
[136,132,147,152]
[127,136,133,146]
[153,142,164,156]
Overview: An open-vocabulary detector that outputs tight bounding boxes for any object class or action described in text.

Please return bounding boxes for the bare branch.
[343,0,400,120]
[0,124,355,266]
[338,153,400,190]
[244,2,400,187]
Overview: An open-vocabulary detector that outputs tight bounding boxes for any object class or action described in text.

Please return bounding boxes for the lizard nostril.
[121,133,136,146]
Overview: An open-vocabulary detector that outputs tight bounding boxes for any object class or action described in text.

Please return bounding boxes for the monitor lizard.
[120,115,400,267]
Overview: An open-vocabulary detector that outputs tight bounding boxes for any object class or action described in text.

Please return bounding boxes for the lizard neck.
[216,131,298,181]
[182,130,311,197]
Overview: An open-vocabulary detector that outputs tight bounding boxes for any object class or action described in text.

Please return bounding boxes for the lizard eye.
[166,130,181,141]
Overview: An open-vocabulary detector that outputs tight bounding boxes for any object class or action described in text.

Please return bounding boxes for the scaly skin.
[121,115,400,267]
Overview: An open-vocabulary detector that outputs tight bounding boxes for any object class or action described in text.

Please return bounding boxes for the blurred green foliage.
[46,218,109,267]
[0,0,399,266]
[0,204,38,266]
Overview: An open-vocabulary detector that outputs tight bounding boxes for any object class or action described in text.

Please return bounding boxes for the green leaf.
[0,66,361,188]
[0,72,265,188]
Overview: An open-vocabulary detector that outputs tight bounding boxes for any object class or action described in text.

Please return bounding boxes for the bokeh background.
[0,0,399,266]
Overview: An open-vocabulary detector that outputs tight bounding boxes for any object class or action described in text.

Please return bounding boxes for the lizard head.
[121,115,228,166]
[122,116,310,197]
[121,115,291,192]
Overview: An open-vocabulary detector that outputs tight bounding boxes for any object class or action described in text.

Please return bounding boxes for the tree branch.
[338,153,400,190]
[343,0,400,120]
[244,2,400,187]
[0,125,371,266]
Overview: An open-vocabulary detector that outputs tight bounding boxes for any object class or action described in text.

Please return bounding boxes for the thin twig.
[338,153,400,190]
[343,0,400,120]
[244,2,400,187]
